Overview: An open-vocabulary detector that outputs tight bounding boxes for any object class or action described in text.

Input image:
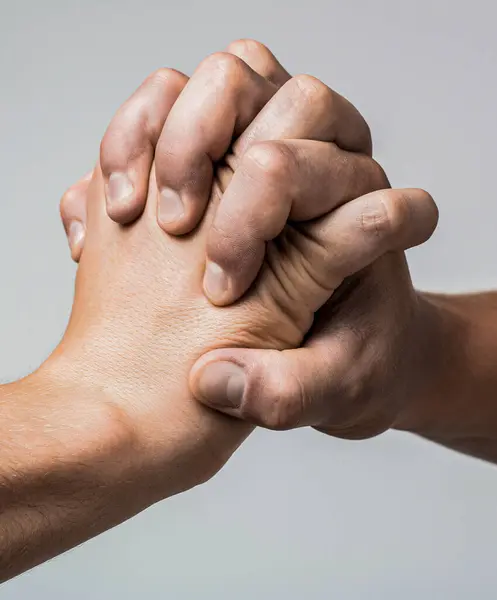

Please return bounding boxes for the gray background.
[1,0,496,598]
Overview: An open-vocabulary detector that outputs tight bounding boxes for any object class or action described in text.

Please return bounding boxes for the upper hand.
[60,40,439,441]
[61,40,379,304]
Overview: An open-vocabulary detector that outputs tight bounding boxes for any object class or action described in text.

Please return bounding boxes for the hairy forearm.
[0,366,144,582]
[397,291,497,462]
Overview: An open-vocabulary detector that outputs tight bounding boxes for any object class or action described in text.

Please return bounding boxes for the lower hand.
[192,245,440,438]
[57,162,428,503]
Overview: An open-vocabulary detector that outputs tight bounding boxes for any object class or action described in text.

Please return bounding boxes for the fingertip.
[202,261,235,306]
[203,222,266,306]
[156,186,188,233]
[60,177,90,263]
[190,348,308,429]
[155,188,206,236]
[105,172,146,224]
[390,188,439,249]
[68,220,85,263]
[193,360,246,412]
[154,152,213,235]
[415,188,440,234]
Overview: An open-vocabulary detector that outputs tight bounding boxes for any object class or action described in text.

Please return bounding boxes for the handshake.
[2,40,444,581]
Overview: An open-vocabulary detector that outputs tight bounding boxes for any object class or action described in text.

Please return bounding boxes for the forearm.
[397,291,497,462]
[0,366,144,582]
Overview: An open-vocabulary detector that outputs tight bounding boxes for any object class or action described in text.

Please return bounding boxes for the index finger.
[233,74,373,159]
[204,76,374,305]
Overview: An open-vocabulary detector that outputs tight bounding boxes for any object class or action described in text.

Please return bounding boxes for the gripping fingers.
[59,171,93,262]
[153,53,277,235]
[233,73,373,159]
[201,65,375,306]
[191,189,438,430]
[299,187,439,293]
[100,68,188,224]
[203,141,388,305]
[225,39,291,86]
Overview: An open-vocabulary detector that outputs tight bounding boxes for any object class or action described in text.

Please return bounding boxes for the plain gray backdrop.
[1,0,497,598]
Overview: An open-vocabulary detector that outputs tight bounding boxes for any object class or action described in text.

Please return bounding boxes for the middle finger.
[232,74,373,162]
[154,52,278,234]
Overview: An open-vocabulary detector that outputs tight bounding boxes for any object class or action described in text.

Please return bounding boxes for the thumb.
[190,345,343,430]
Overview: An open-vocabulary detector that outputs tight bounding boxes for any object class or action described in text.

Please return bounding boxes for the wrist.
[394,291,465,436]
[30,355,155,510]
[0,363,155,581]
[394,290,497,444]
[43,338,252,501]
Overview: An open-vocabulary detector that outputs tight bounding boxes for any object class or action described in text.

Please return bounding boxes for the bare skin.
[63,40,497,458]
[1,43,436,581]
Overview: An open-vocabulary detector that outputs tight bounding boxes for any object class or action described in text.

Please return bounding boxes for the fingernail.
[159,187,185,224]
[203,261,230,303]
[107,172,134,206]
[196,362,246,409]
[68,220,85,249]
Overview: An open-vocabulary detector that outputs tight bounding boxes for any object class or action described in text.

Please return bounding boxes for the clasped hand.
[57,40,437,501]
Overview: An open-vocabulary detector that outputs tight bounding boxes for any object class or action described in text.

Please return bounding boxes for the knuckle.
[144,67,182,89]
[226,38,269,60]
[227,38,274,65]
[155,140,179,164]
[99,131,119,173]
[199,51,245,82]
[101,68,187,173]
[59,194,70,220]
[255,396,301,431]
[59,186,78,218]
[100,114,133,171]
[248,374,304,431]
[207,220,233,256]
[243,141,296,185]
[291,74,334,108]
[99,127,113,155]
[207,220,258,274]
[359,191,406,241]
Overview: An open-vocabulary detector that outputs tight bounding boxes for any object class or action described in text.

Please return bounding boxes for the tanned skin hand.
[66,43,495,462]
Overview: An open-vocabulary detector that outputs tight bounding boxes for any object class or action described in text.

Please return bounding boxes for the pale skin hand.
[1,136,433,580]
[0,43,435,579]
